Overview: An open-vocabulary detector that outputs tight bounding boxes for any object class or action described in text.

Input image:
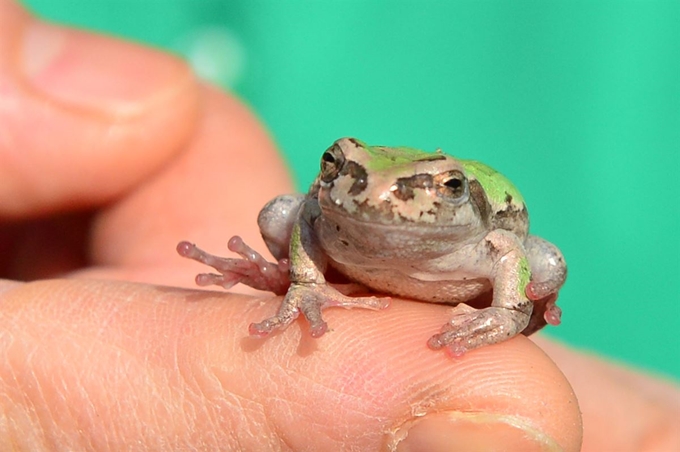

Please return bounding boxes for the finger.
[535,337,680,451]
[0,279,582,451]
[85,85,292,286]
[0,0,199,217]
[0,86,290,283]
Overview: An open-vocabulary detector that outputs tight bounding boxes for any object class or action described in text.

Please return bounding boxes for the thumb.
[0,0,199,218]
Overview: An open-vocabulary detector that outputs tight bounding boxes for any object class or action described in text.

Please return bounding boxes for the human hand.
[1,1,678,450]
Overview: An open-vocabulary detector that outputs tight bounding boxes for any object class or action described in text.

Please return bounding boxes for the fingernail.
[21,21,188,115]
[392,412,562,452]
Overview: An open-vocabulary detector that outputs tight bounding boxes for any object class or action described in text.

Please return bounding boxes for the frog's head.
[315,137,487,233]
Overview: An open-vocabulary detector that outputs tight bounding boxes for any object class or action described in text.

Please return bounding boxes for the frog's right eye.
[435,170,469,204]
[320,144,346,183]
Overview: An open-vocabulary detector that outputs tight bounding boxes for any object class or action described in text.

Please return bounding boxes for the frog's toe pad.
[308,321,329,338]
[445,340,468,358]
[195,272,240,289]
[177,241,201,259]
[248,319,283,337]
[544,303,562,326]
[428,335,468,357]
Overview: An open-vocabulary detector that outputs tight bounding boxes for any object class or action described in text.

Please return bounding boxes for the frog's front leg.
[177,195,306,295]
[177,236,290,294]
[428,230,533,356]
[249,201,391,338]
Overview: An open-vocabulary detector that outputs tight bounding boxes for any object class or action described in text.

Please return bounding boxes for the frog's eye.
[436,170,469,203]
[320,144,345,183]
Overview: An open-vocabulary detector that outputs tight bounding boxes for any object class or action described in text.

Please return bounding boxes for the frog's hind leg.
[257,194,306,260]
[524,235,567,299]
[523,235,567,330]
[177,194,305,295]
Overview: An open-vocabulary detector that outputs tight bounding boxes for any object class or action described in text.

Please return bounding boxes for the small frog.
[177,138,566,355]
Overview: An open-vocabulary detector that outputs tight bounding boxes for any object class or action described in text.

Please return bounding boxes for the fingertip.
[0,4,201,217]
[20,21,194,117]
[311,302,583,451]
[220,297,582,450]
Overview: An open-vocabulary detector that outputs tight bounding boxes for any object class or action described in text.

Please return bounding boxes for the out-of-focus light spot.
[176,26,245,88]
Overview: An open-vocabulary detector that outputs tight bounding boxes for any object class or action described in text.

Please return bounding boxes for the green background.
[24,0,679,379]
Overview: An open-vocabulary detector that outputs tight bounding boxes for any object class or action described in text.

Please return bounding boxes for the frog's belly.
[331,263,491,303]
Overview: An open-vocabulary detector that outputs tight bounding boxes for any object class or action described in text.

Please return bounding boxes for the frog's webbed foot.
[177,237,290,295]
[427,304,531,357]
[249,283,391,338]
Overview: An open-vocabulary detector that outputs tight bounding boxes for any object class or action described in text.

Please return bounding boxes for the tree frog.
[177,138,567,356]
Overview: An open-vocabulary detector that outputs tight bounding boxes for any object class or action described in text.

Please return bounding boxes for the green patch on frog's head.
[340,138,447,172]
[461,160,525,208]
[461,160,529,238]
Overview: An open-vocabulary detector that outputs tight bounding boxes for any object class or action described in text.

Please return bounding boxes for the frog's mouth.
[318,201,477,238]
[317,191,478,232]
[316,207,479,259]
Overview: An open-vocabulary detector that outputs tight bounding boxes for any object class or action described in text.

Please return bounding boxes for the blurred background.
[23,0,679,379]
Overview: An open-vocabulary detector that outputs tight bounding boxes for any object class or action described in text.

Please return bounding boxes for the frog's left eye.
[320,144,346,183]
[436,170,469,203]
